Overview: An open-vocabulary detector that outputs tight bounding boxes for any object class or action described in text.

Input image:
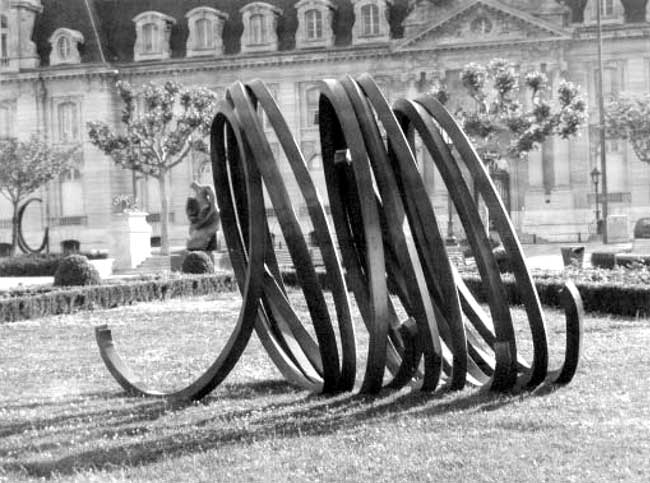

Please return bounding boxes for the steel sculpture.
[96,75,584,401]
[16,197,49,254]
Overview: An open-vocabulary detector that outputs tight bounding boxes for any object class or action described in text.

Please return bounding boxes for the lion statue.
[186,181,220,251]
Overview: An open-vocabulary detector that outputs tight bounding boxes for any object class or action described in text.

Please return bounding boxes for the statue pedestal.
[110,212,152,270]
[607,215,629,243]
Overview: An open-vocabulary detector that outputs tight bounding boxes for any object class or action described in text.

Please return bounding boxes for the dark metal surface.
[96,75,584,400]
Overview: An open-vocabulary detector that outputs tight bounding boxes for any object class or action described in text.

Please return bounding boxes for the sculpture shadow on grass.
[5,380,563,479]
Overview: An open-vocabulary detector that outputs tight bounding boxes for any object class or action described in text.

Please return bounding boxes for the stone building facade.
[1,0,650,251]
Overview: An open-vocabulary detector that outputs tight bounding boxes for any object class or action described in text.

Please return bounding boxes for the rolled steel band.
[96,74,584,400]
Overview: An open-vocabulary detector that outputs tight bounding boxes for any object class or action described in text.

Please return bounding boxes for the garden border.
[280,271,650,318]
[0,274,237,323]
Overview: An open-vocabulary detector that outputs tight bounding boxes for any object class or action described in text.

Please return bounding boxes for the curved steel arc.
[354,74,469,391]
[17,198,49,254]
[94,103,267,401]
[95,75,584,401]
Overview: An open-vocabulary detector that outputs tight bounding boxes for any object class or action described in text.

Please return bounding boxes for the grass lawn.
[1,290,649,482]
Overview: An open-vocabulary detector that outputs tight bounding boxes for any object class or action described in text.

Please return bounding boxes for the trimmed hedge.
[460,275,649,318]
[280,270,650,318]
[1,274,237,323]
[0,252,109,277]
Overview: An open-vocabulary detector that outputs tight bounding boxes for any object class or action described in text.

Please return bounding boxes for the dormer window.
[133,11,176,62]
[185,7,228,57]
[351,0,391,45]
[306,10,322,39]
[143,23,159,53]
[361,4,379,35]
[295,0,336,49]
[240,2,282,53]
[0,15,8,66]
[586,0,623,24]
[250,14,266,43]
[48,28,84,66]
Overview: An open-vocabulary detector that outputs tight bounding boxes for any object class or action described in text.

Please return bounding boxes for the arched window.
[56,36,71,61]
[250,14,266,44]
[142,22,158,53]
[57,102,79,143]
[0,15,8,66]
[305,9,322,39]
[196,17,212,49]
[361,4,379,35]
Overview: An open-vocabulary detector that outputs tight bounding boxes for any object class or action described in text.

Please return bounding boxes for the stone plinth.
[606,215,629,243]
[110,212,152,270]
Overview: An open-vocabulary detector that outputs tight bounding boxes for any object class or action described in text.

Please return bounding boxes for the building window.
[198,160,213,186]
[602,0,614,17]
[48,28,84,65]
[0,15,8,66]
[351,0,390,45]
[250,14,266,44]
[306,9,322,39]
[56,36,71,60]
[0,103,13,138]
[307,87,319,126]
[195,18,212,49]
[143,23,158,53]
[240,2,282,53]
[60,167,84,216]
[186,7,228,57]
[133,11,176,61]
[361,4,380,35]
[57,102,79,143]
[295,0,336,49]
[595,66,619,100]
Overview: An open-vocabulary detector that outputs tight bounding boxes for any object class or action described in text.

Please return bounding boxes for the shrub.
[591,251,616,269]
[0,252,109,276]
[182,251,214,274]
[53,255,102,287]
[0,273,237,322]
[0,254,62,276]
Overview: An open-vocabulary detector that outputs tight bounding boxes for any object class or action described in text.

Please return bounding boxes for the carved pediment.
[398,0,570,51]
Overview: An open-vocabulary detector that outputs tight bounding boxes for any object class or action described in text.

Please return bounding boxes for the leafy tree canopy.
[87,80,218,178]
[432,58,587,164]
[0,135,75,206]
[605,95,650,165]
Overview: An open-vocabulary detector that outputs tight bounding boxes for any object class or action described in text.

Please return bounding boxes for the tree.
[0,135,76,255]
[88,81,218,255]
[432,58,587,168]
[605,94,650,175]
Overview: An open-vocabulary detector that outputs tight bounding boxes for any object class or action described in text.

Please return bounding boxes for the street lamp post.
[596,0,609,242]
[446,193,457,245]
[590,167,601,233]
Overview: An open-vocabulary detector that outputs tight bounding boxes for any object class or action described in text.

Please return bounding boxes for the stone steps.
[117,255,171,274]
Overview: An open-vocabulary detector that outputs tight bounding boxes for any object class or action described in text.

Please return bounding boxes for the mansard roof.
[34,0,107,65]
[33,0,410,64]
[29,0,648,67]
